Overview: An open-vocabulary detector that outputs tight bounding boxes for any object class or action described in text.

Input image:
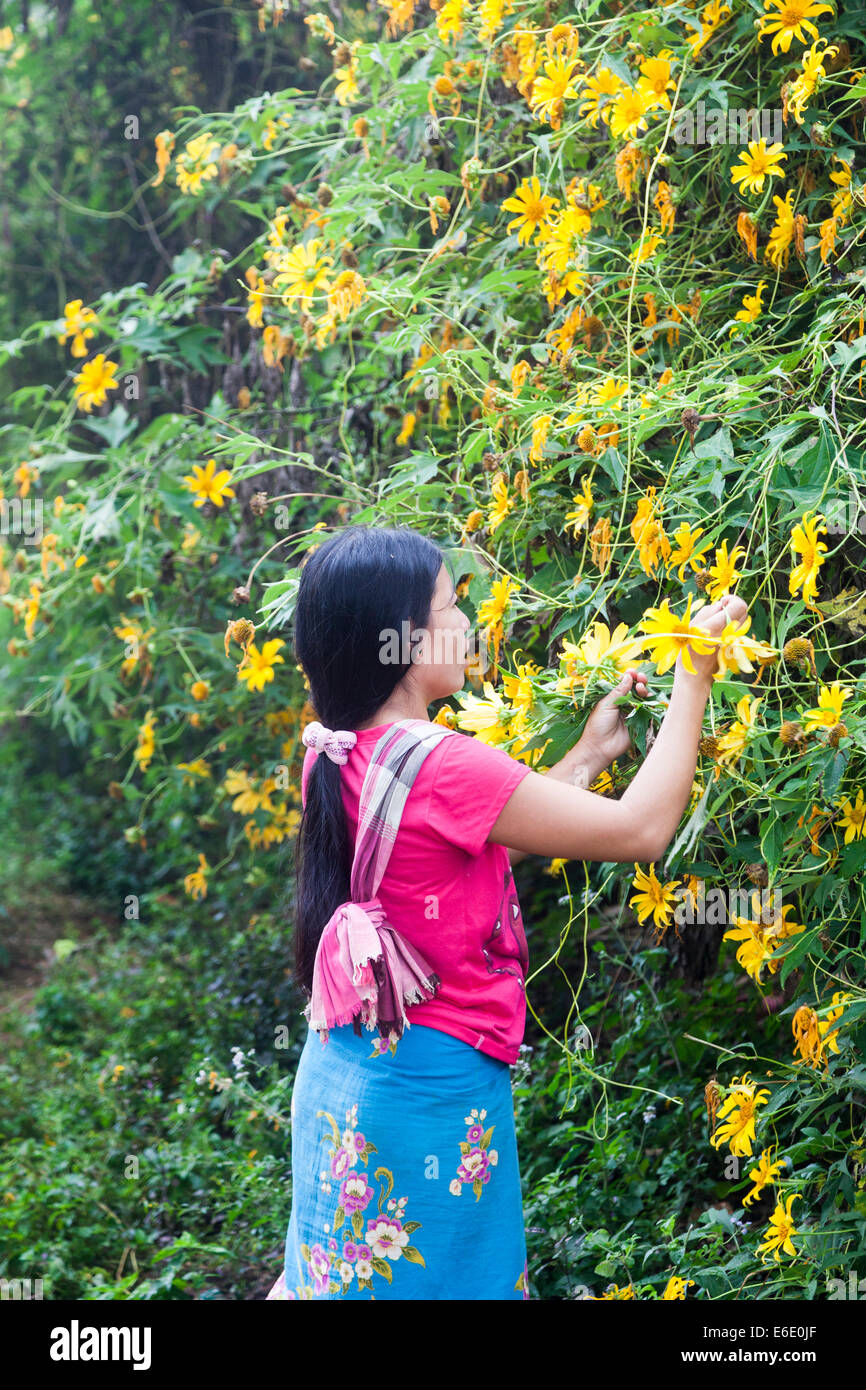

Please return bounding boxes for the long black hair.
[291,524,444,995]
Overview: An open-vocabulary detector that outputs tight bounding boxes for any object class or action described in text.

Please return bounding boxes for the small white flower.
[339,1261,354,1284]
[489,1149,499,1165]
[449,1178,462,1196]
[356,1259,373,1279]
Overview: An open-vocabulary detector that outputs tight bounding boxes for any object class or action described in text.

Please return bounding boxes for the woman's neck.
[355,687,430,730]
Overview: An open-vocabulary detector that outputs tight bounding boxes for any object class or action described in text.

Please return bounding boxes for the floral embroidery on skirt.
[265,1020,528,1300]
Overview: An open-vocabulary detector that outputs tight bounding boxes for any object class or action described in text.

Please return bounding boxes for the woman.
[266,524,744,1300]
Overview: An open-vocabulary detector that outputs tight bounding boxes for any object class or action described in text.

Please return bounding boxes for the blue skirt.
[267,1019,529,1300]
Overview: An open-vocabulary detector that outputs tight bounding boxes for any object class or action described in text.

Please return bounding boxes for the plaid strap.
[350,718,455,901]
[304,718,457,1046]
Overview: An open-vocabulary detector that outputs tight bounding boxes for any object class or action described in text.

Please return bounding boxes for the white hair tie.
[301,720,358,765]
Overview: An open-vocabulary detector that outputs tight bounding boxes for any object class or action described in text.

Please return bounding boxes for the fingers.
[622,667,650,695]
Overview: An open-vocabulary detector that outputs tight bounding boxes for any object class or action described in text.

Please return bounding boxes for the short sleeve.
[425,731,532,857]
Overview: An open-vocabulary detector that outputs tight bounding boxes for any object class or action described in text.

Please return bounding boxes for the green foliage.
[2,0,866,1299]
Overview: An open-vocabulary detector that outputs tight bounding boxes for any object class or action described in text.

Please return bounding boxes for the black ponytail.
[290,525,443,995]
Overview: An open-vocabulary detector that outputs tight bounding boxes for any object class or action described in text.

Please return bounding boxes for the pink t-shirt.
[301,721,532,1064]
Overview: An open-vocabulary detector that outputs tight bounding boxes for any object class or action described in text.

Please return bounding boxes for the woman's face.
[408,563,472,701]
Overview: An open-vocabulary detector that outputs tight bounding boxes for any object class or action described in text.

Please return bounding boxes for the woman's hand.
[580,666,650,769]
[681,594,749,682]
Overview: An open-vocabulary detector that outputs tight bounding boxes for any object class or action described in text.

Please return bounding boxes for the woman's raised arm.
[488,597,743,865]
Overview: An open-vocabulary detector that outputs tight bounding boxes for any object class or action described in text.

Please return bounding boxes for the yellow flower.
[730,281,767,334]
[397,413,416,445]
[559,622,645,694]
[332,41,362,102]
[756,1194,801,1263]
[24,580,41,639]
[730,139,787,197]
[709,1072,771,1157]
[835,788,866,843]
[135,713,157,772]
[509,360,530,397]
[789,510,828,608]
[636,52,676,111]
[564,477,594,537]
[175,131,220,196]
[713,616,777,679]
[594,377,628,410]
[436,0,465,45]
[638,594,716,676]
[654,180,676,234]
[743,1147,787,1207]
[153,129,175,186]
[662,1276,695,1300]
[723,916,778,982]
[488,472,515,533]
[667,522,713,581]
[686,0,733,59]
[786,39,839,123]
[501,659,539,737]
[245,267,265,328]
[328,269,366,321]
[819,215,838,264]
[478,0,512,44]
[14,462,36,497]
[529,51,582,131]
[765,191,797,272]
[501,177,557,245]
[224,768,272,815]
[589,516,611,572]
[545,857,567,876]
[617,145,645,202]
[579,67,624,126]
[529,413,552,465]
[262,324,289,369]
[830,157,853,222]
[629,863,682,941]
[737,211,759,260]
[715,693,762,768]
[459,509,484,543]
[455,680,512,745]
[59,299,98,357]
[182,458,236,509]
[176,758,212,785]
[272,238,334,312]
[609,85,653,140]
[236,638,286,693]
[73,354,119,412]
[756,0,835,56]
[114,615,156,681]
[184,853,209,900]
[706,539,747,599]
[801,680,853,731]
[191,680,210,701]
[629,490,671,576]
[631,230,664,265]
[477,575,517,664]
